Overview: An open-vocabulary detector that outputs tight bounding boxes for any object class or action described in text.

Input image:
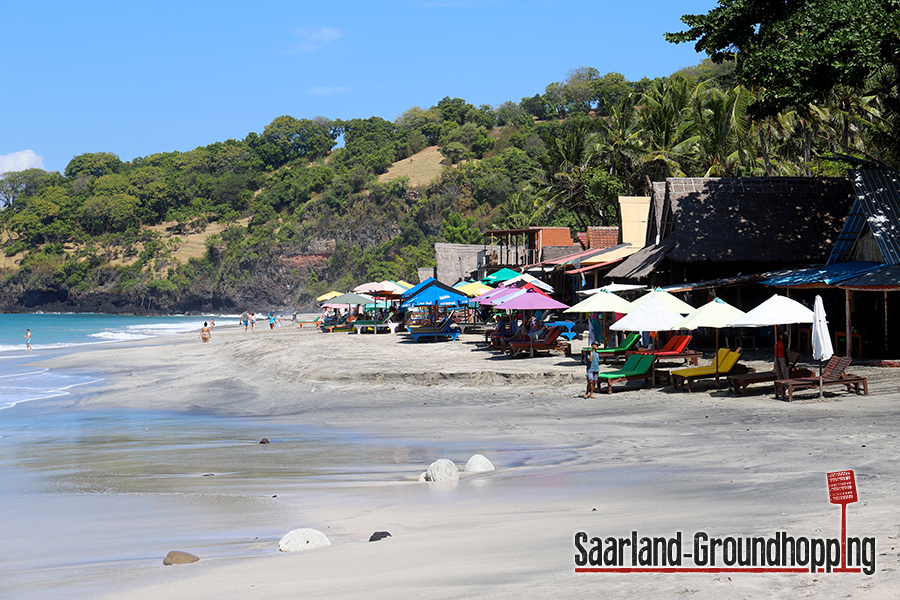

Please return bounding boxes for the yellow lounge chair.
[671,348,753,392]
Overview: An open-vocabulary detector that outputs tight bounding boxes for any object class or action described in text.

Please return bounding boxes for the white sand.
[25,325,900,598]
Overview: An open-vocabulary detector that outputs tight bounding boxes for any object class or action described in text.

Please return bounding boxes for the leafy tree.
[64,152,124,180]
[248,115,336,168]
[665,0,900,118]
[440,212,482,244]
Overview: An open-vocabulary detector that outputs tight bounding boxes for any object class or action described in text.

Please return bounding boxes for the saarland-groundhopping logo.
[575,470,875,575]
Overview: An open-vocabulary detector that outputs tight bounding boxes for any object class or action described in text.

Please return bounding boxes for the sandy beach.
[7,323,900,599]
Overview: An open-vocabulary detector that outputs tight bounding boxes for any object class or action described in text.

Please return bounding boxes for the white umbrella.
[578,283,646,296]
[728,294,815,381]
[565,290,633,314]
[611,296,684,385]
[504,273,555,292]
[727,295,814,327]
[629,288,694,315]
[812,295,834,398]
[672,298,746,387]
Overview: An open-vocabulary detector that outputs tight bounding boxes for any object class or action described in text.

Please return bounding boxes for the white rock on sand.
[419,458,459,481]
[464,454,494,472]
[278,529,331,552]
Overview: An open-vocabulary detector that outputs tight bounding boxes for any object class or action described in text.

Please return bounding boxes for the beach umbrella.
[578,283,646,296]
[565,290,633,346]
[493,288,568,311]
[353,281,389,294]
[565,289,633,314]
[812,295,834,398]
[494,289,569,357]
[482,268,520,284]
[400,284,468,342]
[327,292,374,307]
[316,290,342,302]
[456,281,494,297]
[503,273,555,293]
[629,288,694,315]
[727,294,814,327]
[728,294,815,377]
[611,296,685,385]
[672,298,746,387]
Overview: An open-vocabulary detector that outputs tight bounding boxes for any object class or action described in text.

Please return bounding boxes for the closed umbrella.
[812,295,834,398]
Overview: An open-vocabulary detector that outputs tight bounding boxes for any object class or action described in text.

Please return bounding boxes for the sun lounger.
[297,316,322,328]
[671,349,754,392]
[321,316,356,333]
[626,334,701,365]
[407,316,460,343]
[774,356,868,401]
[582,332,641,363]
[727,351,812,395]
[353,312,399,334]
[507,327,570,358]
[594,354,656,394]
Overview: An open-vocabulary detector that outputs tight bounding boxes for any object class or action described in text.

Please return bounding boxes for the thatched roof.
[667,177,853,263]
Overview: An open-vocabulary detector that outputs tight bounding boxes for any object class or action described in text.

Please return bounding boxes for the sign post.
[827,470,858,569]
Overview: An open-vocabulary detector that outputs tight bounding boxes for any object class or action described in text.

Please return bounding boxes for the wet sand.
[6,323,900,599]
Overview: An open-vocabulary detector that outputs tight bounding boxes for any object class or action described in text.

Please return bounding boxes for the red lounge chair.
[507,328,570,358]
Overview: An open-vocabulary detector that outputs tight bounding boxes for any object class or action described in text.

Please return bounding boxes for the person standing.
[24,329,32,351]
[268,312,276,330]
[199,322,211,343]
[584,342,600,398]
[241,311,249,332]
[774,332,789,380]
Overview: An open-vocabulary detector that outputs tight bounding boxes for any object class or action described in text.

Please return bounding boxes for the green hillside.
[1,49,898,313]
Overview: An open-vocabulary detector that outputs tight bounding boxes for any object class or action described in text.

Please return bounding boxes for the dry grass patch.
[378,146,446,188]
[111,218,250,266]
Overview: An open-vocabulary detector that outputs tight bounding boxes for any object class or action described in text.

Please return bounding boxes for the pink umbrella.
[494,289,570,357]
[493,288,569,311]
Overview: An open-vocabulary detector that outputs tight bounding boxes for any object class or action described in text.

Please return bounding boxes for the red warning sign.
[827,470,858,505]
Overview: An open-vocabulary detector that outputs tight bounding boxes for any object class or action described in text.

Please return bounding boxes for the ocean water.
[0,313,236,410]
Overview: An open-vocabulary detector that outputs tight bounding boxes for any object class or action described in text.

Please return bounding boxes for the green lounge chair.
[595,354,656,394]
[582,332,641,363]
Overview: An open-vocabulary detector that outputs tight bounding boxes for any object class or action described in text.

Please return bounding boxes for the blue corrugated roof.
[828,170,900,265]
[838,264,900,289]
[762,261,883,287]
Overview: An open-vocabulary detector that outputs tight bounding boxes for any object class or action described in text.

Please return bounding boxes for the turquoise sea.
[0,313,236,410]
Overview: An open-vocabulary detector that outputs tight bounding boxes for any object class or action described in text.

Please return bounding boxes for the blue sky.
[0,0,715,174]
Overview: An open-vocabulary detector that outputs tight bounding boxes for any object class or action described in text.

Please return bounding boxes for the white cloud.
[0,150,45,173]
[290,27,343,52]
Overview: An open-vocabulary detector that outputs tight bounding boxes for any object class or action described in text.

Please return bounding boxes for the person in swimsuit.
[200,322,211,343]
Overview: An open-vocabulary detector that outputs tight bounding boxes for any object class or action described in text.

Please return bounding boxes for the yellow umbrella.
[457,281,494,297]
[316,290,342,302]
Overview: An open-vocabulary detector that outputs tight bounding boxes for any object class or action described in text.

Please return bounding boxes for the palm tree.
[595,94,644,192]
[685,85,756,176]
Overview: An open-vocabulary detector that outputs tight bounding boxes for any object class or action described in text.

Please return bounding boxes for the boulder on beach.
[420,458,459,482]
[163,550,199,565]
[464,454,495,472]
[369,531,392,542]
[278,528,331,552]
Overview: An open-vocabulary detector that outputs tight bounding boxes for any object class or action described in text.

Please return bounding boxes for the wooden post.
[885,291,889,357]
[845,289,852,358]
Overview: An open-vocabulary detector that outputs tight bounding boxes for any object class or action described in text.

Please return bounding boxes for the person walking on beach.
[200,322,211,343]
[250,312,257,331]
[241,311,249,332]
[268,311,276,329]
[23,329,32,351]
[584,341,600,398]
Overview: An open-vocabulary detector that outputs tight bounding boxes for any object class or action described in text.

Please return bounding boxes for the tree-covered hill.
[2,49,897,313]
